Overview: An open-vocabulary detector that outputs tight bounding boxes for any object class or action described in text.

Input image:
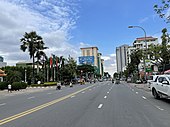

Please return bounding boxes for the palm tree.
[20,31,46,84]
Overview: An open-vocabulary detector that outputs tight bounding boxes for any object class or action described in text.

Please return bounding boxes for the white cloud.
[139,17,149,24]
[102,53,117,76]
[101,56,111,61]
[0,0,79,65]
[79,42,91,48]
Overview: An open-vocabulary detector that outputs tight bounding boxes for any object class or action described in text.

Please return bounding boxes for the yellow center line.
[0,84,95,125]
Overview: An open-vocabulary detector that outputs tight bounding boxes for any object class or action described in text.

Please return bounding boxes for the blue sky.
[0,0,169,75]
[71,0,167,54]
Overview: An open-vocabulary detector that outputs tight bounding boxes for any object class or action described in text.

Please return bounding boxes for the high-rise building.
[79,47,104,76]
[80,47,98,67]
[116,45,129,73]
[0,56,7,68]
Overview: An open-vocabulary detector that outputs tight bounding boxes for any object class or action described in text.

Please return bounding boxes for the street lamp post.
[128,25,147,81]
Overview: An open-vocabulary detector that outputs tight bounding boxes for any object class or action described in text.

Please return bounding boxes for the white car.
[150,75,170,99]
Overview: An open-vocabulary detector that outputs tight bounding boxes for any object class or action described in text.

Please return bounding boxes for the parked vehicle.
[115,79,120,84]
[150,75,170,99]
[147,75,158,88]
[127,77,131,83]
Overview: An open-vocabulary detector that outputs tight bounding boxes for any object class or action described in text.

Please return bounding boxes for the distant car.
[127,77,131,83]
[115,79,120,84]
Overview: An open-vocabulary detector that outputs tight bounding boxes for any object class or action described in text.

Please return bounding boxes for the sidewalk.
[127,82,151,92]
[0,86,56,99]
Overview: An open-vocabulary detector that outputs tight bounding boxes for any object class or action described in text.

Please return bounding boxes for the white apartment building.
[133,36,158,49]
[116,36,158,73]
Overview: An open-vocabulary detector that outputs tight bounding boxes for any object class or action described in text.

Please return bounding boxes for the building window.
[83,50,85,56]
[87,50,90,56]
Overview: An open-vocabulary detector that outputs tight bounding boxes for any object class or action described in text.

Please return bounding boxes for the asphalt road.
[1,81,170,127]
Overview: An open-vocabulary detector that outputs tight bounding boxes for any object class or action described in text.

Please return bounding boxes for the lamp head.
[128,26,134,28]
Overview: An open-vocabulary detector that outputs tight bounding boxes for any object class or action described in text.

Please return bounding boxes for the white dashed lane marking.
[98,104,103,109]
[136,92,138,94]
[47,93,52,95]
[27,96,35,99]
[107,92,109,94]
[104,96,107,99]
[0,103,6,106]
[142,96,147,99]
[82,91,85,94]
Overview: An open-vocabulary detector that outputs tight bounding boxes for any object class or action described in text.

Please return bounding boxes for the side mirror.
[162,81,169,85]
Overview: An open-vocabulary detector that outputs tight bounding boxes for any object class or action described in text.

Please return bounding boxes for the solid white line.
[136,92,138,94]
[104,96,107,99]
[28,96,35,99]
[142,96,147,99]
[98,104,103,109]
[0,103,6,106]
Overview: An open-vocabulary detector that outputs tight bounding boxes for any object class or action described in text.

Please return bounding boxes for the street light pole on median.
[128,25,147,82]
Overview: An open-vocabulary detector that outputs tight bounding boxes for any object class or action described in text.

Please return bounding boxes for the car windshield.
[1,0,170,127]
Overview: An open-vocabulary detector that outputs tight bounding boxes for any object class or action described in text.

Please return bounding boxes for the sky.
[0,0,169,75]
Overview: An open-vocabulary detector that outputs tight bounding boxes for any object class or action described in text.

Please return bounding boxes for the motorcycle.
[56,85,61,90]
[70,82,73,87]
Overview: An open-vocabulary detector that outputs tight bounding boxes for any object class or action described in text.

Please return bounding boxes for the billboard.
[79,56,94,65]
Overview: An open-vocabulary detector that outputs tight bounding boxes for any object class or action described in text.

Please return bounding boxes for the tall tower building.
[116,45,129,73]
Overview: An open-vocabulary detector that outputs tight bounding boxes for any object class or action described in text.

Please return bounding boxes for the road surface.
[0,81,170,127]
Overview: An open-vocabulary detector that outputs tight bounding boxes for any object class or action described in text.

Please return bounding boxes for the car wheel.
[152,89,160,99]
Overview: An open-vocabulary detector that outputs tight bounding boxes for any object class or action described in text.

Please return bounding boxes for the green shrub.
[43,82,57,87]
[30,82,57,87]
[12,82,27,90]
[0,82,8,90]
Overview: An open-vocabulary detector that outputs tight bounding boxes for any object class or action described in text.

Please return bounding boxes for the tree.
[77,65,95,75]
[113,72,118,79]
[59,57,77,82]
[20,31,46,84]
[35,50,48,74]
[147,28,170,72]
[126,49,143,78]
[154,0,170,23]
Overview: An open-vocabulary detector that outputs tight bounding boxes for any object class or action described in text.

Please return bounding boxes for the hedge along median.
[0,82,27,91]
[12,82,27,91]
[0,82,8,90]
[30,82,57,87]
